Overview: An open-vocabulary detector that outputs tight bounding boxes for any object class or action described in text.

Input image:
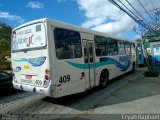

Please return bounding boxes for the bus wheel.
[99,70,108,88]
[132,62,135,72]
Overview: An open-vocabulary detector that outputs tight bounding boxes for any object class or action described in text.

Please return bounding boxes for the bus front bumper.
[12,80,54,97]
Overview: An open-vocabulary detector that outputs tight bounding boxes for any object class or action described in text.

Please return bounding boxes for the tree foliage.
[145,30,160,42]
[0,22,12,70]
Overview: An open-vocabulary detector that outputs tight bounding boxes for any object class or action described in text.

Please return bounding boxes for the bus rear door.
[83,40,96,89]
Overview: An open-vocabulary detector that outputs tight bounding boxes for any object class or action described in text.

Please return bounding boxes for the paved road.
[1,68,158,120]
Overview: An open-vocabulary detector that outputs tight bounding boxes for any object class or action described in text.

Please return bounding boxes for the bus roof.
[13,18,135,43]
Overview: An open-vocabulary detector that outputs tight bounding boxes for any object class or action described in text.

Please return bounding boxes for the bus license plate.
[25,75,32,80]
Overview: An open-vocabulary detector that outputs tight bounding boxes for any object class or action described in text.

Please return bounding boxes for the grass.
[143,71,159,77]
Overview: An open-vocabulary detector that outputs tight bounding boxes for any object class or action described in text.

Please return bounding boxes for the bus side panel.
[95,55,131,82]
[54,58,85,97]
[50,27,86,98]
[94,43,136,82]
[113,55,133,78]
[95,56,117,81]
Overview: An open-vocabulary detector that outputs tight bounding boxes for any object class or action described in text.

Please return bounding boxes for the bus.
[11,18,136,98]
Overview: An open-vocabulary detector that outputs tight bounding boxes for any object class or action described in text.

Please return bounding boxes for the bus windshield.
[12,22,46,52]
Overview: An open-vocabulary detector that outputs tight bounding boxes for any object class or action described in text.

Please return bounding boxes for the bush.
[143,71,159,77]
[0,61,11,70]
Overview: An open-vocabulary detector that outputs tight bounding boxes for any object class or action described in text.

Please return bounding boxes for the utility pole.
[141,29,152,72]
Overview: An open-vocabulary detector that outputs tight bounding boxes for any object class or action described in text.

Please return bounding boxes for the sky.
[0,0,159,40]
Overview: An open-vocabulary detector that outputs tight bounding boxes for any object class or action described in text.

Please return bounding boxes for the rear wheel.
[132,62,135,72]
[99,70,109,88]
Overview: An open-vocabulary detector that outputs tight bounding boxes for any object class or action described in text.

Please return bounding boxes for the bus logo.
[14,66,21,73]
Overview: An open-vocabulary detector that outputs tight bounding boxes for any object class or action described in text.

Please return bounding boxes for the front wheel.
[99,70,109,88]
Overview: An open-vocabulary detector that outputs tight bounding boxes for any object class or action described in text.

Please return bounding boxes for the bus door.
[83,40,96,89]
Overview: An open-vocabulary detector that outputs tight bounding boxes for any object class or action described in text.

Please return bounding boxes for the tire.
[132,62,135,72]
[99,70,109,88]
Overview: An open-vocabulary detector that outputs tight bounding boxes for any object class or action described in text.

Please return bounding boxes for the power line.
[118,0,142,21]
[108,0,137,20]
[147,8,160,13]
[125,0,150,28]
[125,0,143,20]
[142,0,151,12]
[108,0,153,30]
[151,0,156,10]
[118,0,152,30]
[137,0,155,23]
[107,0,160,31]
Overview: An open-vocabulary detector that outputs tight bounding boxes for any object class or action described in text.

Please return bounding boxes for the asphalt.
[81,67,160,115]
[62,67,160,120]
[1,67,160,120]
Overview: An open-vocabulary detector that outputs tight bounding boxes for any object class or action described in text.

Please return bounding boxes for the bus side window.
[118,41,125,55]
[131,43,136,54]
[108,38,118,55]
[54,28,82,59]
[95,36,108,56]
[125,42,131,54]
[96,46,102,56]
[84,42,88,63]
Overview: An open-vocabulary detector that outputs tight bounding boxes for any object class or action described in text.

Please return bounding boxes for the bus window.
[54,28,82,59]
[84,41,88,63]
[89,42,94,63]
[125,42,131,54]
[95,36,108,56]
[12,23,46,52]
[108,38,118,55]
[131,43,136,54]
[118,41,125,55]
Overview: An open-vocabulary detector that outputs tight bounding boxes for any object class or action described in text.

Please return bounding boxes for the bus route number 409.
[59,75,70,84]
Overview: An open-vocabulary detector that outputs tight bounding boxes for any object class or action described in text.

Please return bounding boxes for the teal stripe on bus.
[66,57,131,71]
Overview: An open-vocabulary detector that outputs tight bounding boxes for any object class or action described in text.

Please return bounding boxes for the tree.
[145,30,160,42]
[0,22,12,43]
[0,22,12,70]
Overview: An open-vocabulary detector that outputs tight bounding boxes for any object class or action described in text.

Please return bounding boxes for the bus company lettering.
[34,36,42,42]
[27,35,33,47]
[17,34,34,47]
[17,37,27,44]
[17,29,32,36]
[28,57,46,66]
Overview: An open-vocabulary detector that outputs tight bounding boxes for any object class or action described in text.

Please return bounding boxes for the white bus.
[11,18,136,98]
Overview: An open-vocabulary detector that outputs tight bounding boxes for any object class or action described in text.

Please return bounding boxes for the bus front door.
[83,40,96,89]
